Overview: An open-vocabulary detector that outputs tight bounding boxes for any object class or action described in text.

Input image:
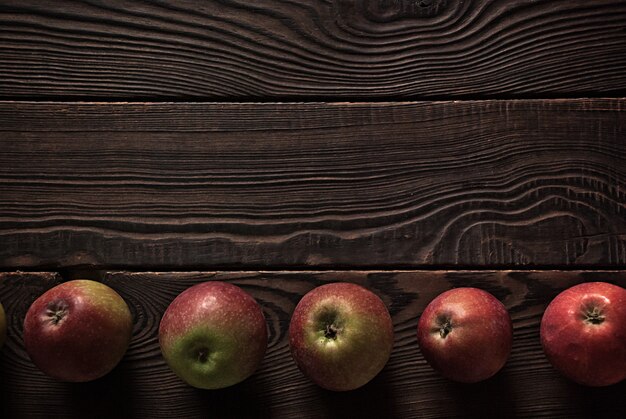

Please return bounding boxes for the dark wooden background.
[1,0,625,418]
[1,0,626,99]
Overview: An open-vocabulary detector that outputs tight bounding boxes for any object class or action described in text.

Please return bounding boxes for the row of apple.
[0,279,624,390]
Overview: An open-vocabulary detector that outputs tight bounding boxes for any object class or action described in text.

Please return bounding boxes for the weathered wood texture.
[1,271,625,418]
[1,100,625,269]
[1,0,626,99]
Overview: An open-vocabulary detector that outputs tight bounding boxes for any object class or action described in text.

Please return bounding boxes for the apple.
[23,280,133,382]
[0,301,6,349]
[417,287,513,383]
[289,282,394,391]
[159,281,267,389]
[540,281,626,386]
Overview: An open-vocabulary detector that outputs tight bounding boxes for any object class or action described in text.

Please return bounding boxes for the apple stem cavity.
[439,319,453,339]
[197,348,209,363]
[316,308,343,340]
[583,306,605,325]
[324,324,339,340]
[45,300,69,326]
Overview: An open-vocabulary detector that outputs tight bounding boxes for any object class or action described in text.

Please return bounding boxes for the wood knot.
[336,0,451,23]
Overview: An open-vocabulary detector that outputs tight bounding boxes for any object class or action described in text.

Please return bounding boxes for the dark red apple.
[540,281,626,386]
[289,282,394,391]
[23,280,133,382]
[417,287,513,383]
[159,281,268,389]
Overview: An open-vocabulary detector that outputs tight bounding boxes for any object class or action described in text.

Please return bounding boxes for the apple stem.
[46,300,69,325]
[325,324,338,340]
[197,348,209,363]
[439,320,452,339]
[51,311,64,325]
[584,306,605,325]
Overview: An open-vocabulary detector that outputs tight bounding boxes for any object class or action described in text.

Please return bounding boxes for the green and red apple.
[159,281,268,389]
[541,282,626,386]
[23,280,133,382]
[289,282,394,391]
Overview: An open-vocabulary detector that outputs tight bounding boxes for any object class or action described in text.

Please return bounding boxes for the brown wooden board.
[1,1,626,100]
[0,270,625,418]
[1,100,625,269]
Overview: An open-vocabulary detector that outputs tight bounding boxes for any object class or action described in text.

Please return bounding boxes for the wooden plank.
[1,100,625,269]
[1,270,625,418]
[1,1,626,99]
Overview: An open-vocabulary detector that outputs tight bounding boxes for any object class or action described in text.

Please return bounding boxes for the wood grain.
[1,0,626,99]
[1,100,625,269]
[1,270,625,418]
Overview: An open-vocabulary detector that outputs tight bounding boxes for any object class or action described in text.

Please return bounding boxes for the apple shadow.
[0,351,13,419]
[558,379,626,419]
[65,360,137,418]
[65,362,269,419]
[309,368,398,419]
[441,371,517,418]
[182,375,270,418]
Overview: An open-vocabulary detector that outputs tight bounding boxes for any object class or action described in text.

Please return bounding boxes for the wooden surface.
[1,0,626,99]
[2,1,625,417]
[1,99,625,270]
[1,270,625,418]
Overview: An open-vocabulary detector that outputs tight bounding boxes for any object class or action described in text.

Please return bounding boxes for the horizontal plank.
[1,100,625,268]
[1,100,625,269]
[1,270,625,418]
[1,1,626,99]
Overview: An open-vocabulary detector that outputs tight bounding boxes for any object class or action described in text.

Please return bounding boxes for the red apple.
[159,281,267,389]
[289,282,394,391]
[23,280,133,382]
[417,287,513,383]
[540,281,626,386]
[0,302,6,349]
